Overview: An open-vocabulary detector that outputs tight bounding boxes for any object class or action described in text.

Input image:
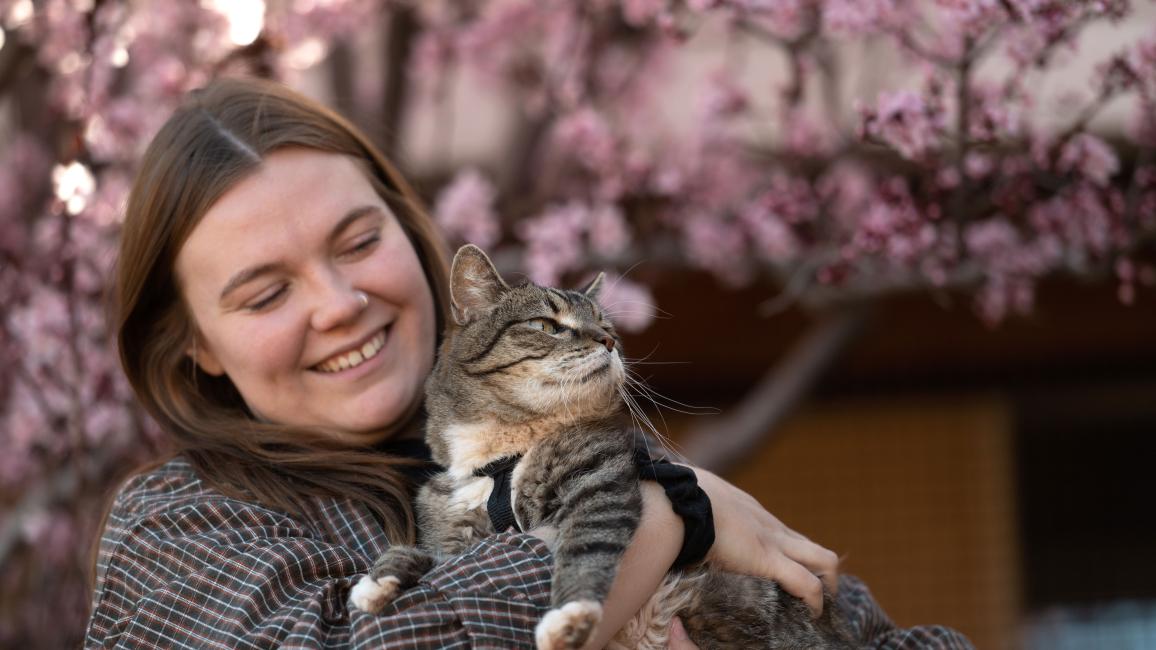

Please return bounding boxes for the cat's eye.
[526,318,564,335]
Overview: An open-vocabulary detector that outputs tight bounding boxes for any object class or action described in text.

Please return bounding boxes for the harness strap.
[473,455,523,533]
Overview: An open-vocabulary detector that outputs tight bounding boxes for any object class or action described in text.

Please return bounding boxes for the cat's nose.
[598,335,615,352]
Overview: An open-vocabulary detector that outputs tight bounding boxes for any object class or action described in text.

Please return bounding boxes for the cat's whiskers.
[619,364,719,460]
[624,369,719,416]
[617,384,670,459]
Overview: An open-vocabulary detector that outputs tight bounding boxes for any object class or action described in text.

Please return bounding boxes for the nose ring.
[355,290,369,309]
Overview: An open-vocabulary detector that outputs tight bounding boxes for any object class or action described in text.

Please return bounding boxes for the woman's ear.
[188,336,225,376]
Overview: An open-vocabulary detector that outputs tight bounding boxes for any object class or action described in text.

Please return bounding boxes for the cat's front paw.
[535,600,603,650]
[348,574,402,614]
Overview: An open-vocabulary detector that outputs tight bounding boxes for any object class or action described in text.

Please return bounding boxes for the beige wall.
[710,394,1021,650]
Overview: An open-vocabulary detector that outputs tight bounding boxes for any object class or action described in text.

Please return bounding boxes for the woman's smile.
[312,326,389,374]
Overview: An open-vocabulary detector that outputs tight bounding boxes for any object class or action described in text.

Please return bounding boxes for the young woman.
[85,77,971,649]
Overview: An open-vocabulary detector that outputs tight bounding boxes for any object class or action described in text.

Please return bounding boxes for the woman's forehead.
[174,149,385,292]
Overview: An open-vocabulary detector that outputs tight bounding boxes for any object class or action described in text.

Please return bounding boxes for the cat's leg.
[534,470,642,650]
[679,571,856,650]
[348,545,436,614]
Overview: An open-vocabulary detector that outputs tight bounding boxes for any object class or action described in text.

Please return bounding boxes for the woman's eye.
[340,233,380,259]
[527,318,562,334]
[245,285,286,312]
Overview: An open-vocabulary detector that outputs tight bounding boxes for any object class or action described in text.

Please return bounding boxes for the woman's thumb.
[668,617,700,649]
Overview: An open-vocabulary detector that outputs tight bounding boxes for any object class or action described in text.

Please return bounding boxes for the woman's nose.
[309,277,367,332]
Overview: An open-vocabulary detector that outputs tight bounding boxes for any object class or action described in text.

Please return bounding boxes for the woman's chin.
[327,397,417,442]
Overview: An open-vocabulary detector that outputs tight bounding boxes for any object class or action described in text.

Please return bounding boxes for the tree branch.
[680,305,870,473]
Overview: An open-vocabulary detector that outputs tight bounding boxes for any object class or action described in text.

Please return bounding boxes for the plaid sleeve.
[86,483,553,649]
[837,575,975,650]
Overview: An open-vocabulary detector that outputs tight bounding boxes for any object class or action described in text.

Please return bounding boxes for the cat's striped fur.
[352,245,855,649]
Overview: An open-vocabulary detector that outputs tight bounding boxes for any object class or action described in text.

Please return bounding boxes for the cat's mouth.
[576,360,612,383]
[561,350,623,387]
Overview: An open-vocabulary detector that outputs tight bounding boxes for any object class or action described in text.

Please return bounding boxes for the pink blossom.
[553,107,618,172]
[817,163,874,223]
[589,203,632,258]
[965,152,994,179]
[434,169,502,248]
[518,202,590,286]
[595,273,656,332]
[933,0,1011,39]
[740,201,799,262]
[860,90,944,160]
[844,178,922,258]
[974,276,1036,326]
[732,0,811,41]
[1058,133,1120,186]
[681,212,751,286]
[701,69,750,121]
[822,0,901,34]
[757,173,819,225]
[779,108,837,157]
[968,82,1023,141]
[620,0,670,27]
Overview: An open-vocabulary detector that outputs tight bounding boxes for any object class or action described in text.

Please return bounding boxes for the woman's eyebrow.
[219,262,285,302]
[328,205,384,244]
[217,205,385,303]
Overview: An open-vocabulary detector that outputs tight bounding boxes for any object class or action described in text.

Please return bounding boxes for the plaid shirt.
[85,456,973,649]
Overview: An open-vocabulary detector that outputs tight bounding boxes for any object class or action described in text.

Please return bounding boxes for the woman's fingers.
[667,617,700,649]
[693,467,839,616]
[766,551,826,617]
[776,533,841,594]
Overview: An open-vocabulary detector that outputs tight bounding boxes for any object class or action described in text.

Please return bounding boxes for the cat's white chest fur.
[449,476,492,512]
[443,421,531,530]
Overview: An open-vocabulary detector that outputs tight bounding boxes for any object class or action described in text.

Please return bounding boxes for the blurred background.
[2,1,1155,648]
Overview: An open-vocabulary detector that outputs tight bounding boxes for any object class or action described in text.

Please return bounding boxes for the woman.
[86,77,971,649]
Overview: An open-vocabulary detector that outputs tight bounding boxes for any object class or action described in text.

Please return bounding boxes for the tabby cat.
[350,244,855,650]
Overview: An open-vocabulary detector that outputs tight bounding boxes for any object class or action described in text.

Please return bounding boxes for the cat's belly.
[432,476,496,549]
[609,569,707,650]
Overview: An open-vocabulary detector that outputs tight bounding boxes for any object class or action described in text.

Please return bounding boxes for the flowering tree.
[0,0,1153,646]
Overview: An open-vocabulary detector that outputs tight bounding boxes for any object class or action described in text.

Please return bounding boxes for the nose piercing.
[355,290,369,309]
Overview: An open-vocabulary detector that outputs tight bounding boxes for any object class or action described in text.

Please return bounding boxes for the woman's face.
[175,148,437,443]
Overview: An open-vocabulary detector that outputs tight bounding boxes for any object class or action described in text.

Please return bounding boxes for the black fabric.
[443,446,714,568]
[633,447,716,568]
[474,456,523,533]
[377,437,441,486]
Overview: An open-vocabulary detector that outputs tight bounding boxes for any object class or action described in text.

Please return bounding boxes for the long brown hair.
[112,77,450,543]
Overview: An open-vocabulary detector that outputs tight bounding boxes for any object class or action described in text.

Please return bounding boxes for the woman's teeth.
[317,330,386,373]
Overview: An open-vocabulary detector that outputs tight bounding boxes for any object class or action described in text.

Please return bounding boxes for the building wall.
[713,394,1021,650]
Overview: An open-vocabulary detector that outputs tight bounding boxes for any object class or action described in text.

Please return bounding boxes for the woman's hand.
[667,618,699,649]
[694,467,840,617]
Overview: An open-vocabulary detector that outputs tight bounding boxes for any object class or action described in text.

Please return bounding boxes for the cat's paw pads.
[348,575,402,614]
[535,600,603,650]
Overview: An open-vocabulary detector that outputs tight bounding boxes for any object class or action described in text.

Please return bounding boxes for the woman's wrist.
[633,449,715,567]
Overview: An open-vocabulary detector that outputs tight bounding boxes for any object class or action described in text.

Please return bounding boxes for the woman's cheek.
[231,311,308,377]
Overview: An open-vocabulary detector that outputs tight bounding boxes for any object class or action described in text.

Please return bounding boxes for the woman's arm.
[527,465,840,648]
[88,471,557,649]
[528,480,681,649]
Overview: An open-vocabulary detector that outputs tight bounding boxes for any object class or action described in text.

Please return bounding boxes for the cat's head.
[427,244,625,429]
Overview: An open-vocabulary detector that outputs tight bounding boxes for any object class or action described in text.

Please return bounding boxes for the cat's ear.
[581,272,605,301]
[450,244,509,325]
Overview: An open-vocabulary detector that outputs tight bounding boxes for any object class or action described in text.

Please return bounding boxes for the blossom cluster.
[0,0,387,645]
[422,0,1155,325]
